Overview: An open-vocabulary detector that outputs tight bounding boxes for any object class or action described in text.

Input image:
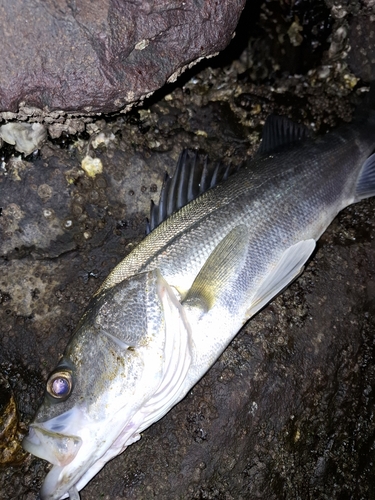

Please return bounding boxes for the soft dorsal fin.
[256,115,310,156]
[146,150,235,234]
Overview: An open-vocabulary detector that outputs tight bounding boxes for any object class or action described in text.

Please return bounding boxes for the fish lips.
[23,424,82,467]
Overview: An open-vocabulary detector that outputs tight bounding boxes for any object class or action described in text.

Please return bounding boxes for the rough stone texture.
[348,9,375,82]
[0,0,245,122]
[1,0,375,499]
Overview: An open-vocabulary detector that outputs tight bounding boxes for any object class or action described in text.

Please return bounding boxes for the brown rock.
[0,0,245,118]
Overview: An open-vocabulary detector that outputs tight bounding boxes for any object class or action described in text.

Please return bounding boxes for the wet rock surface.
[0,0,245,132]
[1,1,375,499]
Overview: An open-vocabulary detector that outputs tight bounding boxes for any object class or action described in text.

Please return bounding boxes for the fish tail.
[352,83,375,201]
[355,151,375,201]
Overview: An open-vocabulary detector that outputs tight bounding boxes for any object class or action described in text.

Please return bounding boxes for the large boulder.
[0,0,245,125]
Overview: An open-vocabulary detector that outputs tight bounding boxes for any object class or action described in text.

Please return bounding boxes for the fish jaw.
[23,406,88,468]
[22,424,82,467]
[22,406,100,500]
[23,406,146,500]
[39,421,143,500]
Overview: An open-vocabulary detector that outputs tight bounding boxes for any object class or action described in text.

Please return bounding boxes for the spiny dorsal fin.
[146,150,235,234]
[256,115,310,156]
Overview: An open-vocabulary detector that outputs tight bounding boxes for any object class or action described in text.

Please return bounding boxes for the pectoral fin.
[184,225,249,311]
[246,239,316,318]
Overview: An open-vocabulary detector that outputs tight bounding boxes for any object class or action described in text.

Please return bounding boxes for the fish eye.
[46,371,73,400]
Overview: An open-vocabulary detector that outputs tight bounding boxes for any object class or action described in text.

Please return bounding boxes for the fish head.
[22,269,189,500]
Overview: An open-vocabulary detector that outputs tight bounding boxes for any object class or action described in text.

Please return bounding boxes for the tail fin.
[353,83,375,201]
[355,152,375,201]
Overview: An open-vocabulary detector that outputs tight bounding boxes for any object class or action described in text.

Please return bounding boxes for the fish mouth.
[23,424,82,467]
[22,404,138,500]
[23,422,84,500]
[22,406,146,500]
[23,406,85,467]
[22,407,88,499]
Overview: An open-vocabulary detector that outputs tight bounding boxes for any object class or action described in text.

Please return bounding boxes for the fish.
[23,99,375,500]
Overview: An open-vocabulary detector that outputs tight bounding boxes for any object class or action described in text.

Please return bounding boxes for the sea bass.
[23,105,375,500]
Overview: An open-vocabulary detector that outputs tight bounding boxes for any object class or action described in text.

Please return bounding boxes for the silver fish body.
[23,111,375,499]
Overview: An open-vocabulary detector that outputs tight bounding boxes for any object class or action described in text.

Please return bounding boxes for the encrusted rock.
[0,123,47,155]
